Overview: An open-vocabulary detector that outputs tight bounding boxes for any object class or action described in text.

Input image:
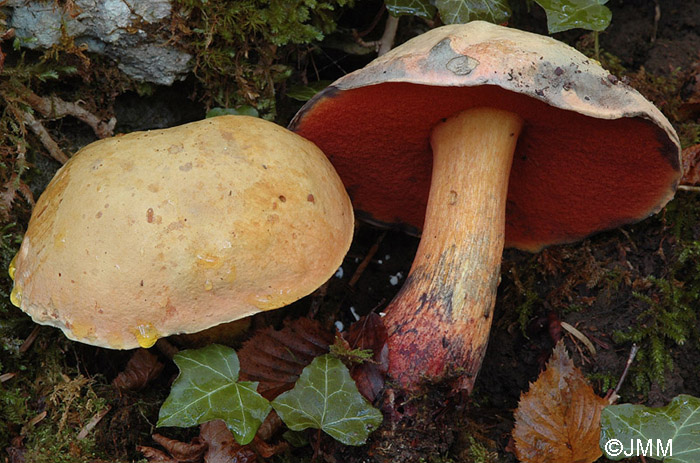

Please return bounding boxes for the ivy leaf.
[206,106,259,118]
[600,395,700,462]
[533,0,612,33]
[286,80,333,102]
[385,0,437,19]
[435,0,511,25]
[157,344,272,445]
[271,354,383,446]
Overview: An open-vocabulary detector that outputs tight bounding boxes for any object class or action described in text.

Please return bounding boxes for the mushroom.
[9,115,354,350]
[289,22,681,392]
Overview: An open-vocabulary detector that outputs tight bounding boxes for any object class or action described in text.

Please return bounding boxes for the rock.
[5,0,192,86]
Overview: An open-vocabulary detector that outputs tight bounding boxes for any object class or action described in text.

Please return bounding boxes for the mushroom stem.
[384,107,523,392]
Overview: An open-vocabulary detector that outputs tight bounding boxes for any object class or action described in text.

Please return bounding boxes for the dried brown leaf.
[238,317,334,400]
[513,341,607,463]
[199,420,256,463]
[149,434,206,463]
[137,445,178,463]
[681,143,700,186]
[112,348,164,391]
[680,57,700,118]
[344,313,388,402]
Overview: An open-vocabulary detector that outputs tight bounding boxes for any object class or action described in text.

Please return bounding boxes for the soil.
[2,0,699,462]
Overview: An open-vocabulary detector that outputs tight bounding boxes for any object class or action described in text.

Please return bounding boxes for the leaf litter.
[513,340,608,463]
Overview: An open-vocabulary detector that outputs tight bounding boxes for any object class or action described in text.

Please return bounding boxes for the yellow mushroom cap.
[11,115,354,349]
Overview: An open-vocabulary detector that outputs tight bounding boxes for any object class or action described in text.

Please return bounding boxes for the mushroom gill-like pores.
[9,115,354,350]
[289,22,681,393]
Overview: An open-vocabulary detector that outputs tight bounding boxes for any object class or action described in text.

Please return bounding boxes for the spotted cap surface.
[12,116,353,349]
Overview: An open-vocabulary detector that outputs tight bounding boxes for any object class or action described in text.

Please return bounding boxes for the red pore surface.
[292,82,679,251]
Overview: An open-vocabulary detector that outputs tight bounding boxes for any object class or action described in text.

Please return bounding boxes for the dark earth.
[1,0,699,462]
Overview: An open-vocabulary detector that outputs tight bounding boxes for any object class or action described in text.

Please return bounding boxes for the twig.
[356,5,387,38]
[678,185,700,192]
[155,338,179,360]
[308,280,329,318]
[77,406,112,440]
[19,325,41,353]
[651,0,660,44]
[606,343,639,404]
[352,31,382,51]
[22,110,69,164]
[348,231,386,287]
[22,86,115,139]
[378,15,400,56]
[0,372,16,383]
[352,12,400,56]
[560,321,596,355]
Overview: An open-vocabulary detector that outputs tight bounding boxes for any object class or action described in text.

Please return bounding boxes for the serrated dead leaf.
[513,341,607,463]
[199,420,256,463]
[152,434,206,462]
[112,348,164,391]
[138,433,206,463]
[681,143,700,186]
[344,313,388,402]
[238,318,334,400]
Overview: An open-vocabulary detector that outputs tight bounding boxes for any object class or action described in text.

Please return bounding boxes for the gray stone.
[5,0,191,85]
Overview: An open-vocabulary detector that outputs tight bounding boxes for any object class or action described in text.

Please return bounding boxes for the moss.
[612,196,700,392]
[586,372,618,394]
[463,436,499,463]
[174,0,354,118]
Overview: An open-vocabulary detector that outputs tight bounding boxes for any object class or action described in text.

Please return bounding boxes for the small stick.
[22,111,69,164]
[23,88,116,139]
[155,338,179,360]
[678,185,700,192]
[651,0,660,44]
[77,406,112,440]
[560,321,596,355]
[19,325,41,353]
[348,231,386,287]
[606,343,639,404]
[378,15,400,56]
[356,5,387,38]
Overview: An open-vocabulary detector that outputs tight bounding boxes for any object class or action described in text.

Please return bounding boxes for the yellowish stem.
[384,107,523,392]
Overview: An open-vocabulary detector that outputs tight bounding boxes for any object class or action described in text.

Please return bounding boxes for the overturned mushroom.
[290,22,681,392]
[10,115,354,349]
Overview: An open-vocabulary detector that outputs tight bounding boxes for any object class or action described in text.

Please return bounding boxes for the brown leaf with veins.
[199,420,256,463]
[112,348,164,391]
[238,317,334,400]
[681,143,700,186]
[513,341,607,463]
[138,433,206,463]
[344,313,388,402]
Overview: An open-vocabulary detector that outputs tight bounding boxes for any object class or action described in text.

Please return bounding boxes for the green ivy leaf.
[272,354,383,446]
[600,394,700,462]
[385,0,437,19]
[435,0,511,24]
[533,0,612,33]
[286,80,333,102]
[157,344,271,445]
[206,106,260,118]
